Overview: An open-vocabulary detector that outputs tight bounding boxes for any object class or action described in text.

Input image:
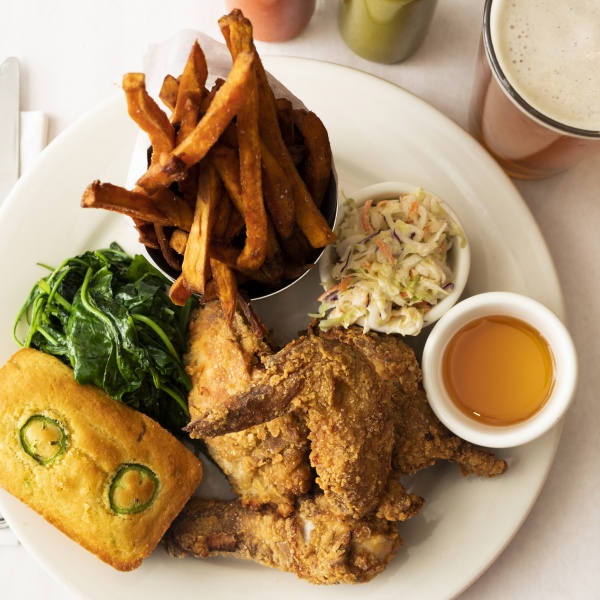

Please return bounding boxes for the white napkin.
[0,109,47,546]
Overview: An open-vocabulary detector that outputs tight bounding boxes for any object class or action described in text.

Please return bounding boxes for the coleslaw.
[315,188,465,335]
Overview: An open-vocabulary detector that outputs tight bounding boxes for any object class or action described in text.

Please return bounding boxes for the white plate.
[0,57,564,600]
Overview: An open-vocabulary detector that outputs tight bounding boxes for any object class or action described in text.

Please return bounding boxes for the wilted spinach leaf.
[14,243,196,435]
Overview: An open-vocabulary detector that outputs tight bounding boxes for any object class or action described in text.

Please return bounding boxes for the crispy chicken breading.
[164,494,402,585]
[313,325,508,478]
[173,307,506,585]
[184,302,312,516]
[185,303,423,521]
[187,335,397,519]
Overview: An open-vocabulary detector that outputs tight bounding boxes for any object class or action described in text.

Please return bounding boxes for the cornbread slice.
[0,348,202,571]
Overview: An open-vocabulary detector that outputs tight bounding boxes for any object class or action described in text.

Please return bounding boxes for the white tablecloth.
[1,1,599,598]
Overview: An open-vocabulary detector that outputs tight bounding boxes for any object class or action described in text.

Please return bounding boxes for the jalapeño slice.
[20,415,68,465]
[109,464,159,515]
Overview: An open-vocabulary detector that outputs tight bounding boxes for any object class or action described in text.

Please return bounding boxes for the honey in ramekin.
[442,315,555,425]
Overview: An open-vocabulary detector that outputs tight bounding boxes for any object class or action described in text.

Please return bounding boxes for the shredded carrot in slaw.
[317,277,352,302]
[376,238,396,265]
[360,199,373,233]
[313,187,465,336]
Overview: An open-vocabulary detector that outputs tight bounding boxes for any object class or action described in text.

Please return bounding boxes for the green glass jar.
[338,0,439,64]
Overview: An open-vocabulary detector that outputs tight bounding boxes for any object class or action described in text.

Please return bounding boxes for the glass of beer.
[468,0,600,179]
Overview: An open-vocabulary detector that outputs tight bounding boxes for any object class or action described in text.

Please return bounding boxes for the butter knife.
[0,57,20,206]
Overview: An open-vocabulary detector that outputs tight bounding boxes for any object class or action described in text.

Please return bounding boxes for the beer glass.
[468,0,600,179]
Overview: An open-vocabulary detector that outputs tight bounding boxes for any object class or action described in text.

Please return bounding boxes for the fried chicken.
[313,325,508,478]
[174,307,506,585]
[164,493,401,585]
[187,335,397,519]
[184,302,312,516]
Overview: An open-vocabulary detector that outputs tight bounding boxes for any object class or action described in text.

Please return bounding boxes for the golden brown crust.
[187,335,396,519]
[315,326,508,477]
[0,348,203,571]
[164,494,401,584]
[184,302,312,515]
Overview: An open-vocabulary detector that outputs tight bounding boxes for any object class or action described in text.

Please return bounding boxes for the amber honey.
[442,315,555,425]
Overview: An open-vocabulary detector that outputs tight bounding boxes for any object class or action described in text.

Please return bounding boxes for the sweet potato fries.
[82,10,336,319]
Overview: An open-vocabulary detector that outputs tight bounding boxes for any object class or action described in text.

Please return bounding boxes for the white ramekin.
[318,181,471,333]
[421,291,578,448]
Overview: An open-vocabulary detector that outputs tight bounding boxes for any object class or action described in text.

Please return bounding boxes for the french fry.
[293,109,333,208]
[154,223,182,271]
[203,279,219,303]
[133,219,160,249]
[211,186,246,243]
[136,151,188,194]
[84,12,338,318]
[122,73,175,158]
[220,10,336,249]
[221,206,245,243]
[149,188,195,231]
[235,65,267,271]
[136,50,255,194]
[211,144,280,258]
[218,9,254,58]
[181,158,220,296]
[209,258,238,323]
[173,42,209,145]
[217,119,238,149]
[255,65,335,248]
[81,181,193,231]
[209,242,242,266]
[169,231,242,268]
[200,79,224,112]
[170,228,188,255]
[211,186,233,241]
[276,97,295,147]
[175,50,254,167]
[286,143,307,167]
[159,74,180,112]
[260,141,295,239]
[177,163,200,207]
[171,40,208,125]
[168,274,192,307]
[176,98,200,146]
[210,144,244,212]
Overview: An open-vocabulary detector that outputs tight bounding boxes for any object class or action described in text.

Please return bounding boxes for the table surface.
[1,1,599,598]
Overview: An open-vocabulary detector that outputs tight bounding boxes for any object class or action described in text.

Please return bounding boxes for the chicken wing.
[164,493,402,585]
[187,335,397,519]
[184,302,312,515]
[313,325,508,478]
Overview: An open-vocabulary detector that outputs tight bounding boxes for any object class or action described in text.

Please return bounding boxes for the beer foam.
[491,0,600,132]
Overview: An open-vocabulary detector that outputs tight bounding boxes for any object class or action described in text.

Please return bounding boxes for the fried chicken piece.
[375,477,423,521]
[391,386,508,477]
[184,302,312,515]
[164,494,402,585]
[313,325,507,478]
[187,336,397,519]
